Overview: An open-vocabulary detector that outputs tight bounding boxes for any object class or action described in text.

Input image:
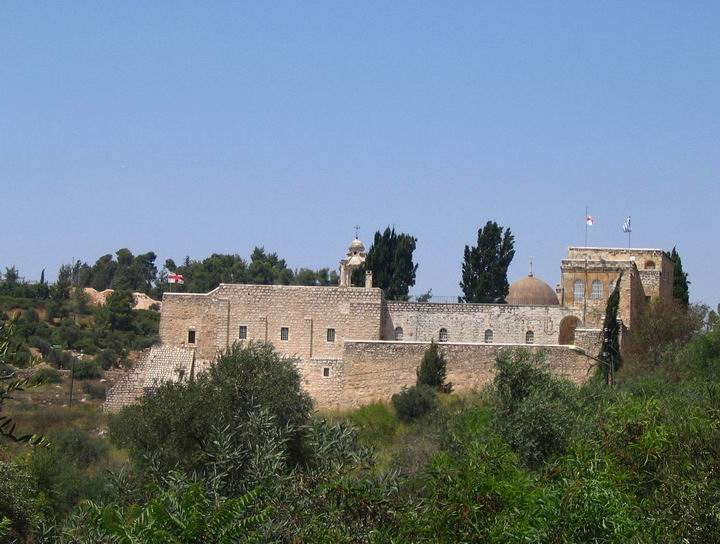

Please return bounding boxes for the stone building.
[105,240,673,412]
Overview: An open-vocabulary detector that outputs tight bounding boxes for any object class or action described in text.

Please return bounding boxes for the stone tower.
[339,237,367,287]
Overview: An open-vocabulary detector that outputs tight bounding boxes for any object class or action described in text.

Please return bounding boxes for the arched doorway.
[559,316,581,345]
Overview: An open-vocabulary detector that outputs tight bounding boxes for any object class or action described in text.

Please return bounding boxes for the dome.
[506,274,559,306]
[349,238,365,252]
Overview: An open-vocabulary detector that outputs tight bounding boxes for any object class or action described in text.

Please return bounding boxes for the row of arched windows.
[392,326,534,344]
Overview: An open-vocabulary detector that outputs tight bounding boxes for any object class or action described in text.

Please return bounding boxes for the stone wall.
[161,285,384,362]
[312,341,595,410]
[105,345,195,412]
[382,301,576,345]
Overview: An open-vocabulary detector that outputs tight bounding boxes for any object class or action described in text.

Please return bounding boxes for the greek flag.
[622,217,632,233]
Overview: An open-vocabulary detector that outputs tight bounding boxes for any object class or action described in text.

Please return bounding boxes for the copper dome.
[506,275,559,306]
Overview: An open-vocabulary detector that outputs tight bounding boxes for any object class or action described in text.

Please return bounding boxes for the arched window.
[645,260,656,270]
[525,330,535,344]
[439,328,448,342]
[573,280,585,302]
[484,329,493,344]
[394,326,404,341]
[591,280,603,299]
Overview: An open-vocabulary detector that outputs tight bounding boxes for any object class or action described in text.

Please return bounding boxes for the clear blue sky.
[1,2,718,304]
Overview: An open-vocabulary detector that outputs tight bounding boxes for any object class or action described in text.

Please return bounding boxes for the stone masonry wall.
[105,345,195,412]
[315,341,595,410]
[161,285,384,363]
[382,301,576,345]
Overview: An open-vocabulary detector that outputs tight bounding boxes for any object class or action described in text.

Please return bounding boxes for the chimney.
[365,270,373,288]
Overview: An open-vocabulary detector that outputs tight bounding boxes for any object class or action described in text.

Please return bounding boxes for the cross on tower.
[529,257,533,277]
[353,225,360,239]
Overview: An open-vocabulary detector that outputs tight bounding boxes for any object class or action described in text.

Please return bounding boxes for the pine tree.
[357,227,418,300]
[599,273,622,385]
[460,221,515,303]
[665,247,690,308]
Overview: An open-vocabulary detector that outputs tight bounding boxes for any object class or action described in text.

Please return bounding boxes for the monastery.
[106,239,673,411]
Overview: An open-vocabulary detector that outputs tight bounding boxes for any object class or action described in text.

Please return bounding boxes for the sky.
[1,2,718,305]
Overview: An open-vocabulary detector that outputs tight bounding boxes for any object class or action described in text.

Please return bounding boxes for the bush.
[492,349,580,466]
[392,385,437,423]
[29,367,62,386]
[0,461,39,542]
[95,349,119,370]
[28,336,51,358]
[50,427,108,468]
[47,348,76,370]
[72,360,102,380]
[417,341,452,393]
[82,382,106,400]
[109,342,313,474]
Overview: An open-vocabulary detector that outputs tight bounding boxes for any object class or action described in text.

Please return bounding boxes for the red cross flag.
[586,215,594,226]
[168,273,184,284]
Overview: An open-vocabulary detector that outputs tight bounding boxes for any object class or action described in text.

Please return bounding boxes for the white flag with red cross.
[168,273,184,284]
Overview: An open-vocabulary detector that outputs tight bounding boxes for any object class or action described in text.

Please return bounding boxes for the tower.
[339,237,367,287]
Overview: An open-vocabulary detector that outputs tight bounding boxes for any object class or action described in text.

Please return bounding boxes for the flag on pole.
[586,215,594,226]
[622,217,632,233]
[168,273,185,284]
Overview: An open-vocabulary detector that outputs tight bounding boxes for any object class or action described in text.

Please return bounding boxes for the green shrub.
[392,385,437,423]
[0,461,39,542]
[95,349,119,370]
[47,348,76,370]
[28,336,51,358]
[50,427,108,468]
[417,341,452,393]
[109,342,313,475]
[29,367,62,386]
[492,349,580,466]
[82,382,106,400]
[72,360,102,380]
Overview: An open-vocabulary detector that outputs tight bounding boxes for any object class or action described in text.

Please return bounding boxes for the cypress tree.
[599,273,623,385]
[356,227,418,300]
[460,221,515,303]
[665,247,690,308]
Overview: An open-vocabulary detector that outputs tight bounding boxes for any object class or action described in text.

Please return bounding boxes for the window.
[484,329,493,344]
[591,280,603,300]
[439,328,448,342]
[326,328,336,342]
[394,326,404,341]
[187,330,196,344]
[525,331,534,344]
[239,325,248,339]
[573,280,585,302]
[645,260,656,270]
[280,327,289,341]
[323,367,330,377]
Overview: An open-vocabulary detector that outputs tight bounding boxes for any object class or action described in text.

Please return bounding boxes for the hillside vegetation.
[1,297,719,542]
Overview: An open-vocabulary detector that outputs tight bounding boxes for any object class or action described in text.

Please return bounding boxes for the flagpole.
[585,206,588,247]
[628,216,631,248]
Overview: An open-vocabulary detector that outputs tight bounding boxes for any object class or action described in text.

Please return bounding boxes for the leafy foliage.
[355,227,418,300]
[666,246,690,308]
[492,349,579,466]
[460,220,515,303]
[109,342,313,474]
[392,385,437,422]
[416,341,452,393]
[599,272,622,383]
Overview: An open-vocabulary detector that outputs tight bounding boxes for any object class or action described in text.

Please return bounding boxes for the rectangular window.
[239,325,248,339]
[280,327,289,341]
[323,367,330,377]
[326,328,336,343]
[187,330,196,344]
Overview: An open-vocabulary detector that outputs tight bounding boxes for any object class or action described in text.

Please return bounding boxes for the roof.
[506,275,559,306]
